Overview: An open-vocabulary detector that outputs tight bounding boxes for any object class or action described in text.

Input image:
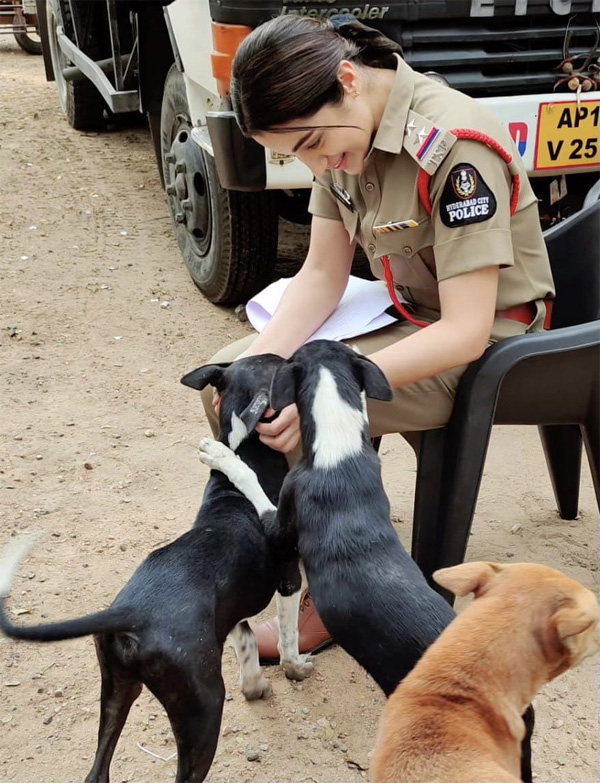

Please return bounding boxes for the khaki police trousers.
[200,310,529,443]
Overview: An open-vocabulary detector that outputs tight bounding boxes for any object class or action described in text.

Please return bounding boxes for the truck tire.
[160,65,278,305]
[46,0,106,130]
[14,30,43,55]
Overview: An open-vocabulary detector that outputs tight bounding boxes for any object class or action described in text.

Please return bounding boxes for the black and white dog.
[199,340,535,782]
[0,355,311,783]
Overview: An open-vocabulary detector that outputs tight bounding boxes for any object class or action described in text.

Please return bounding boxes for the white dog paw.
[242,676,272,701]
[281,655,314,682]
[198,438,235,468]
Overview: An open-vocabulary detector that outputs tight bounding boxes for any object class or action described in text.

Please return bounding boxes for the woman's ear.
[270,362,300,411]
[337,59,361,97]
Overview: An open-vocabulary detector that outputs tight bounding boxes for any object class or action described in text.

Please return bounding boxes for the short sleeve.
[430,140,516,282]
[308,176,343,222]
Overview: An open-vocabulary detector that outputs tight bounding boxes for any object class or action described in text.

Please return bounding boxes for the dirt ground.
[0,38,598,783]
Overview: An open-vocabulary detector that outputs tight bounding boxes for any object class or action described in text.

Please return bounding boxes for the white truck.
[35,0,600,304]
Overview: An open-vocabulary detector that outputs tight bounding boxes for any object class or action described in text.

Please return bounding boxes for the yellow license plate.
[535,100,599,171]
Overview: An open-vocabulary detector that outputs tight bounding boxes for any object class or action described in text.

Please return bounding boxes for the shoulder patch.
[402,110,456,175]
[439,163,497,228]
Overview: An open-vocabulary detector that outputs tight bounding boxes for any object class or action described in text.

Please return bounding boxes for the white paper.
[246,275,401,342]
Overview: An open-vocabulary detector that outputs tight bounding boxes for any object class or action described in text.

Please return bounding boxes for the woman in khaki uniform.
[200,15,555,658]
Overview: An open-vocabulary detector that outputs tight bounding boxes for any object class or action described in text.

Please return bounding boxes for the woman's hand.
[255,404,301,454]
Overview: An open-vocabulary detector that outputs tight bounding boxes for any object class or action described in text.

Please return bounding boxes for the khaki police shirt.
[308,55,555,335]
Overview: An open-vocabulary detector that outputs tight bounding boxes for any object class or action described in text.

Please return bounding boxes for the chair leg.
[436,412,495,574]
[583,403,600,511]
[538,424,583,520]
[411,429,447,586]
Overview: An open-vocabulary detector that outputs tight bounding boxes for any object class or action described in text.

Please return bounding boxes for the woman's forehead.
[254,127,319,154]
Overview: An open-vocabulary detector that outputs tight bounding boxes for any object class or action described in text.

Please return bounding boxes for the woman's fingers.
[256,404,300,453]
[256,404,298,438]
[259,425,300,454]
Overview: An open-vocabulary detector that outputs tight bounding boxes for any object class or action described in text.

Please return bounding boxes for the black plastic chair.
[409,200,600,601]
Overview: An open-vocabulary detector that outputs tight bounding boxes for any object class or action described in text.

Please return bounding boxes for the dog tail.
[0,534,130,642]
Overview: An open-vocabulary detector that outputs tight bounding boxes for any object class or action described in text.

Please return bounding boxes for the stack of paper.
[246,275,400,342]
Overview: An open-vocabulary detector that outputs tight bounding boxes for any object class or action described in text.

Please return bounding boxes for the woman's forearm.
[248,264,347,358]
[370,318,485,389]
[371,266,499,388]
[244,216,355,359]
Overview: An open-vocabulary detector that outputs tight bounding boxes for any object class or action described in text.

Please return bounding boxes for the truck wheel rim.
[47,6,68,111]
[165,116,211,257]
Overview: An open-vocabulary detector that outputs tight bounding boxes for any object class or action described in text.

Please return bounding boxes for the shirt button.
[402,246,412,255]
[368,243,376,253]
[365,182,375,192]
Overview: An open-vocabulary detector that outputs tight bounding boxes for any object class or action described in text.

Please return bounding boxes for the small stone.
[84,462,93,470]
[1,714,13,724]
[54,688,63,698]
[4,681,21,687]
[246,751,260,762]
[259,744,268,752]
[43,716,53,725]
[225,693,233,701]
[234,304,248,323]
[144,430,155,438]
[510,523,522,534]
[35,454,43,460]
[302,707,310,715]
[552,719,564,729]
[160,301,170,308]
[119,543,127,552]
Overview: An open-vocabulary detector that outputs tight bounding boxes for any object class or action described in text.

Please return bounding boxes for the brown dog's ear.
[270,362,300,411]
[353,355,394,402]
[180,363,231,392]
[433,561,503,597]
[553,601,598,656]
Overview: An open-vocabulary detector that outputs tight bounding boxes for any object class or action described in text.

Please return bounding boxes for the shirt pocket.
[374,223,438,291]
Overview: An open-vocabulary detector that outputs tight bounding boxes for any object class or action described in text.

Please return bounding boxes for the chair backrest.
[543,200,600,328]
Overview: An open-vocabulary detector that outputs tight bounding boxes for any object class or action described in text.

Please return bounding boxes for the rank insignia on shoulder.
[403,110,456,175]
[373,219,420,233]
[330,183,354,212]
[439,163,497,228]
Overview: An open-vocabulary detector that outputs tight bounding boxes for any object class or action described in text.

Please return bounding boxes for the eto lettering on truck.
[471,1,575,15]
[535,101,600,170]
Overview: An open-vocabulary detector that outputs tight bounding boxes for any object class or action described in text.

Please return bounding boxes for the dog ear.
[553,597,599,659]
[353,355,394,402]
[433,561,503,597]
[180,363,231,391]
[239,391,270,433]
[270,362,300,410]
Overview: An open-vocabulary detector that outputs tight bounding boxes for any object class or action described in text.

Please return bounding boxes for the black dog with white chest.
[202,340,535,782]
[0,355,310,783]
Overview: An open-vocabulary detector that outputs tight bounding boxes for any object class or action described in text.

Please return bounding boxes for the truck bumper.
[200,91,600,192]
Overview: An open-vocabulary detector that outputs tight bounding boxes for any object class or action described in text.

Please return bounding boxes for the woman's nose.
[296,151,327,179]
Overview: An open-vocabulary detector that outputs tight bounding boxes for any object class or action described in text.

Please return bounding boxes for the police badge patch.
[439,163,497,228]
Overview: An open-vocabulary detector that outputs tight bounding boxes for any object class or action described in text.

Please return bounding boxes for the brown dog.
[371,561,599,783]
